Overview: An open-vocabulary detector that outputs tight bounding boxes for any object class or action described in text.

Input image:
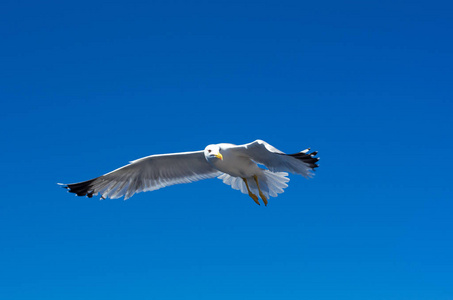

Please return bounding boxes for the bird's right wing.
[236,140,319,178]
[59,150,222,200]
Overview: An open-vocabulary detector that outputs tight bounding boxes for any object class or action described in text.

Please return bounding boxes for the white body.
[206,143,263,178]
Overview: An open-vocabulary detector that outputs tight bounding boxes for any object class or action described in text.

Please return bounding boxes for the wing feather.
[240,140,319,178]
[60,150,222,200]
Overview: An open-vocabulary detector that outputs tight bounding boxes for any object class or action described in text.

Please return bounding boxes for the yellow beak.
[215,153,223,160]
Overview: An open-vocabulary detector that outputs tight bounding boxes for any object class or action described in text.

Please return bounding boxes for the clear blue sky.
[1,0,452,299]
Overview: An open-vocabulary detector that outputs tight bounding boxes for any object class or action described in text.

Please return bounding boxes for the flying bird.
[59,140,319,206]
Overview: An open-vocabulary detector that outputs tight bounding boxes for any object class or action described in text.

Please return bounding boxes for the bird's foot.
[259,192,268,206]
[253,175,268,206]
[248,192,260,205]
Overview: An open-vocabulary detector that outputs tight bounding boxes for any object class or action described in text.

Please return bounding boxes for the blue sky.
[1,0,452,299]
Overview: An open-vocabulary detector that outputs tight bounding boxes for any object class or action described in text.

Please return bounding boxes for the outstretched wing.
[239,140,319,177]
[59,151,222,200]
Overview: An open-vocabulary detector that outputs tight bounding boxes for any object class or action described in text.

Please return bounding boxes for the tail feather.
[218,170,290,203]
[258,170,289,198]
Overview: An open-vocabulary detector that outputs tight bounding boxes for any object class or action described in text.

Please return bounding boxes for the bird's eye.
[208,149,211,153]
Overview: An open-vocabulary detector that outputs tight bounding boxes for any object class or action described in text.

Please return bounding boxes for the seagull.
[59,140,319,206]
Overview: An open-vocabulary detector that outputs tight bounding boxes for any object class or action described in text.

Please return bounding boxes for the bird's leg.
[253,175,268,206]
[242,177,260,205]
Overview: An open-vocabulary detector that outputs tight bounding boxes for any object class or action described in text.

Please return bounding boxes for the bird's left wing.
[60,151,222,200]
[234,140,319,178]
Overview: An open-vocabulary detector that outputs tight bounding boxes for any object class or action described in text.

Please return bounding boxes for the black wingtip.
[57,183,69,190]
[61,178,98,197]
[287,150,320,169]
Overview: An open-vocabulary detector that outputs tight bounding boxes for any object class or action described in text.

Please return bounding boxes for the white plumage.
[59,140,319,205]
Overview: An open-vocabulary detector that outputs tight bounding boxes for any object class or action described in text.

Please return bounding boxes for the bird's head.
[204,144,223,161]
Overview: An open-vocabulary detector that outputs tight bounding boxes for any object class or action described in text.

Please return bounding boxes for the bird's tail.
[218,170,290,202]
